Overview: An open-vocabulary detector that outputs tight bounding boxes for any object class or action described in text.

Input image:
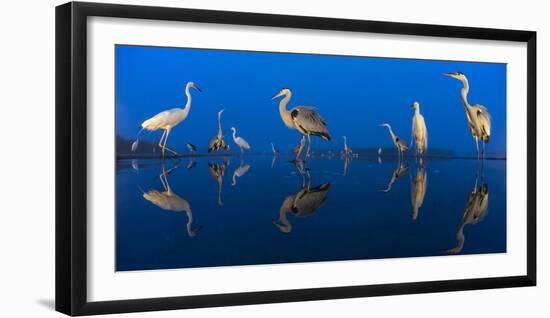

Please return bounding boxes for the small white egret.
[131,81,201,158]
[230,127,251,154]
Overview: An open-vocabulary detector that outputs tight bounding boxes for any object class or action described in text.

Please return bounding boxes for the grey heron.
[208,109,230,153]
[381,160,408,193]
[380,123,408,159]
[444,72,491,159]
[272,88,331,159]
[131,81,201,158]
[207,157,229,206]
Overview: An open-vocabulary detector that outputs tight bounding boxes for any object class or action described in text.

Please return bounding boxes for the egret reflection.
[410,165,428,220]
[273,161,330,233]
[208,157,229,206]
[142,160,200,237]
[447,171,489,254]
[232,161,251,186]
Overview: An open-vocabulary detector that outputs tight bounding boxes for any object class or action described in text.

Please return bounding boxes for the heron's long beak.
[443,73,458,79]
[194,85,202,92]
[271,91,283,100]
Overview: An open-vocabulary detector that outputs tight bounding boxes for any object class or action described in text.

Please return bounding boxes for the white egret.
[186,143,197,153]
[230,127,251,154]
[272,88,331,158]
[380,123,408,158]
[131,81,201,157]
[444,72,491,158]
[208,109,230,152]
[411,101,428,158]
[342,136,353,157]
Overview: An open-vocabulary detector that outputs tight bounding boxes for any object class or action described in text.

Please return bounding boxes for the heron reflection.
[186,158,197,170]
[232,161,251,186]
[273,161,331,233]
[142,160,200,237]
[410,165,428,220]
[447,171,489,254]
[341,155,352,176]
[208,157,229,206]
[380,159,408,193]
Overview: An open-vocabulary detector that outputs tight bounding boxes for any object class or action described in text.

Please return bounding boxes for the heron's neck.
[460,78,470,109]
[414,107,420,116]
[232,129,237,140]
[386,126,396,140]
[279,92,294,128]
[217,112,222,135]
[183,85,192,116]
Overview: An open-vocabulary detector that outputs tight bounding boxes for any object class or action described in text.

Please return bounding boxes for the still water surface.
[116,155,506,271]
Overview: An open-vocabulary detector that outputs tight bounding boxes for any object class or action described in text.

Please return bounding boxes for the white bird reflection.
[273,161,330,233]
[447,171,489,254]
[410,165,428,220]
[232,161,251,186]
[142,161,200,237]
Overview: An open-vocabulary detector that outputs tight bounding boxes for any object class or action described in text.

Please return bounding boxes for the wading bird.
[380,123,408,158]
[131,81,201,158]
[410,166,428,220]
[447,173,489,254]
[271,143,279,155]
[444,72,491,158]
[230,127,251,154]
[292,136,306,161]
[232,162,251,186]
[208,109,230,152]
[186,143,197,153]
[207,158,229,206]
[272,88,331,159]
[341,136,353,157]
[380,160,408,193]
[411,101,428,158]
[142,161,200,237]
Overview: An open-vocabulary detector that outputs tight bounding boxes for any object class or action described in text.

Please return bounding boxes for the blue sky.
[116,45,506,156]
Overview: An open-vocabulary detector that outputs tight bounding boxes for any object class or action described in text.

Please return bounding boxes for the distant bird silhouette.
[186,143,197,153]
[132,81,201,158]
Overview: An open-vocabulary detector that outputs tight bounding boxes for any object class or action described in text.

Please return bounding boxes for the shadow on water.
[116,154,501,271]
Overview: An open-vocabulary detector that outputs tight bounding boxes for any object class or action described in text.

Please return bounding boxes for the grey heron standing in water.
[380,123,408,159]
[272,88,331,159]
[444,72,491,159]
[411,101,428,158]
[132,81,201,158]
[208,109,230,152]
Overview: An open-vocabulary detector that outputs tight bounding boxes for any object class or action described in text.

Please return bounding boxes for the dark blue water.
[115,155,506,271]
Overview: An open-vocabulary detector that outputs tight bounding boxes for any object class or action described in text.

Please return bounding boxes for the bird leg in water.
[474,136,479,160]
[306,134,312,158]
[160,129,179,157]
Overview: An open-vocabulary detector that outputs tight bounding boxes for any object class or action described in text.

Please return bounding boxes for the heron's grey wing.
[292,183,330,217]
[292,106,331,140]
[474,104,491,139]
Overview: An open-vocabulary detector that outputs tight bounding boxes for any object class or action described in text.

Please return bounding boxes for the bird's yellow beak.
[443,73,459,79]
[271,91,283,100]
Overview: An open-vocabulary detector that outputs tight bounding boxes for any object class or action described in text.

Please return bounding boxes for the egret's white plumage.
[411,101,428,157]
[232,163,251,186]
[132,81,201,157]
[410,166,427,220]
[272,88,331,159]
[230,127,251,153]
[444,72,491,158]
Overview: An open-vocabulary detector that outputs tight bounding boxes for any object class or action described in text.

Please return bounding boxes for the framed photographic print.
[55,1,536,316]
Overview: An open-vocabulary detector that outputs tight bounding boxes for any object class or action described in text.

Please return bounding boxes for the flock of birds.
[131,72,492,161]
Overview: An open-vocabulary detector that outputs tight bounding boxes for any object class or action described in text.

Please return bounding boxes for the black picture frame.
[55,1,537,316]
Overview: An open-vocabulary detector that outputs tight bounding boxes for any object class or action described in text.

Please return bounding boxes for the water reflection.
[410,165,428,220]
[142,160,200,237]
[273,161,331,233]
[380,159,408,192]
[341,155,352,176]
[186,158,197,170]
[208,157,229,206]
[232,161,251,186]
[447,171,489,254]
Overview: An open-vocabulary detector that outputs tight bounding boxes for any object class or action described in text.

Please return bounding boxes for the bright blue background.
[116,45,506,157]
